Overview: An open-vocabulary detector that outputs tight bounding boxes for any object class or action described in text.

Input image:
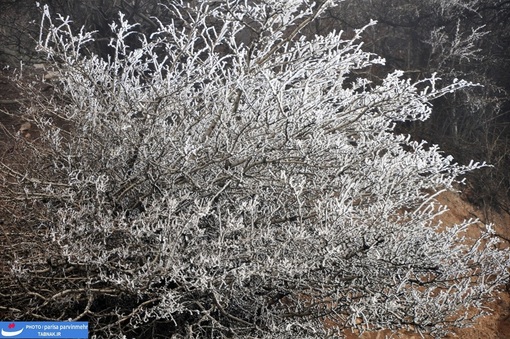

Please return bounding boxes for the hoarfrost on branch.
[5,1,509,338]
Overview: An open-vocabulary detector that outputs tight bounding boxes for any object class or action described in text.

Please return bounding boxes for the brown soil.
[342,191,510,339]
[439,191,510,339]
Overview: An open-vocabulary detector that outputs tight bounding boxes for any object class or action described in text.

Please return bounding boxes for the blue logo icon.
[1,323,23,337]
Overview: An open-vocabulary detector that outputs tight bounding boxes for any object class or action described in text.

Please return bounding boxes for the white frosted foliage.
[9,1,509,338]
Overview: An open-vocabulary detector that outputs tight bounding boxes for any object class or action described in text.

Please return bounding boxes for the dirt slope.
[342,191,510,339]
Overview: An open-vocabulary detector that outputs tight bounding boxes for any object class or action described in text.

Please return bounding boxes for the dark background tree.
[308,0,510,210]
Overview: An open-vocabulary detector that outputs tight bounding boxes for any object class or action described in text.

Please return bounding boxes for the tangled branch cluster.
[1,1,509,338]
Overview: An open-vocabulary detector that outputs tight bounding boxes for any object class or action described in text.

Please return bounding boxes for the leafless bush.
[1,1,509,338]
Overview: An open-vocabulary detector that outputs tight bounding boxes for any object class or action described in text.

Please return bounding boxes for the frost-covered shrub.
[2,1,509,338]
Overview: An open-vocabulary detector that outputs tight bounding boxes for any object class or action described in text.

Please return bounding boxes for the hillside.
[341,191,510,338]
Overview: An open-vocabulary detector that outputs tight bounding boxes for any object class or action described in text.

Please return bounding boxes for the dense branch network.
[0,1,508,338]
